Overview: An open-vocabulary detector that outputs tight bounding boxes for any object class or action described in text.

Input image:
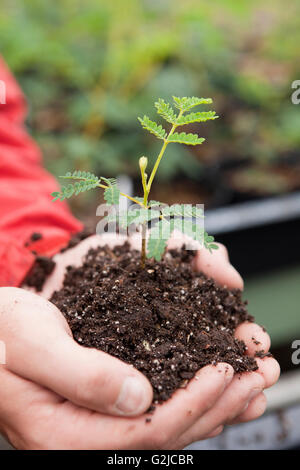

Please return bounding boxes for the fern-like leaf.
[167,132,205,146]
[173,96,213,112]
[147,219,172,261]
[161,204,204,218]
[52,170,101,201]
[204,233,218,252]
[138,116,167,140]
[59,170,99,182]
[177,111,218,125]
[106,208,160,228]
[121,208,159,228]
[171,219,202,241]
[170,219,217,251]
[101,177,117,186]
[134,198,161,208]
[148,200,161,208]
[154,98,177,124]
[147,237,167,261]
[147,221,168,261]
[52,179,100,202]
[51,185,74,202]
[103,180,120,205]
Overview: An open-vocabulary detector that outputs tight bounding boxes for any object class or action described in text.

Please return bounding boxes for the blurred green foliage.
[0,0,299,192]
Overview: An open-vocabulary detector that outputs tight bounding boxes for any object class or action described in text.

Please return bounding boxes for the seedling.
[52,96,219,267]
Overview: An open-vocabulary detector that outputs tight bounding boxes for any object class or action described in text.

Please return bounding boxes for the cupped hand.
[0,233,279,449]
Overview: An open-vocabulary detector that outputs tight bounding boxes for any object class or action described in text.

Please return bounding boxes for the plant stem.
[139,159,149,267]
[146,109,183,194]
[141,224,146,268]
[139,109,183,267]
[97,183,144,207]
[121,192,144,206]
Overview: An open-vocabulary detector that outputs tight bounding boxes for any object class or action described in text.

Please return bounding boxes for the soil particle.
[252,337,261,346]
[255,350,273,359]
[50,242,258,403]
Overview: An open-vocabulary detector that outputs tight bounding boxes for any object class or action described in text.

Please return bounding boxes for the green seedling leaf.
[154,98,177,124]
[161,204,203,218]
[167,132,205,146]
[104,183,120,205]
[173,96,213,112]
[138,116,167,140]
[177,111,218,125]
[52,95,219,264]
[147,235,168,261]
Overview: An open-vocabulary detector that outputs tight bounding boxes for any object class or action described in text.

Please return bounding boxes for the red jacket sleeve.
[0,57,83,287]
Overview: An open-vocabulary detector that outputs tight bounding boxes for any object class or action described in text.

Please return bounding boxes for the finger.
[163,232,243,289]
[235,322,271,356]
[0,362,233,450]
[254,357,280,389]
[205,425,224,439]
[135,363,234,449]
[1,287,153,417]
[227,392,267,424]
[0,366,61,449]
[193,243,243,290]
[82,363,233,450]
[178,371,264,445]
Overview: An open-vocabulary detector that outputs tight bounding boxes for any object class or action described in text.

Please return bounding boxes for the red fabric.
[0,57,83,287]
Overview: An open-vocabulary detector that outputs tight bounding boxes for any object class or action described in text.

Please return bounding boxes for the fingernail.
[115,377,147,416]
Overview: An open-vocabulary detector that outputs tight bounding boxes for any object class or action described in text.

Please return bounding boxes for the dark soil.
[23,230,93,291]
[50,242,258,404]
[24,255,55,291]
[60,228,93,253]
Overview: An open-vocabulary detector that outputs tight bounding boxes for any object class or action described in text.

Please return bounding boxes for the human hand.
[0,234,279,449]
[40,232,280,435]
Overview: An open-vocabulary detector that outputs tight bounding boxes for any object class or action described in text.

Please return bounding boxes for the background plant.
[1,0,300,211]
[52,96,219,264]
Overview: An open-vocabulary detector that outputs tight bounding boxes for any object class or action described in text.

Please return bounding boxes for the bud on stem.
[139,156,148,172]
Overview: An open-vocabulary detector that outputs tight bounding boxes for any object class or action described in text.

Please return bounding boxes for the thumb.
[0,287,153,416]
